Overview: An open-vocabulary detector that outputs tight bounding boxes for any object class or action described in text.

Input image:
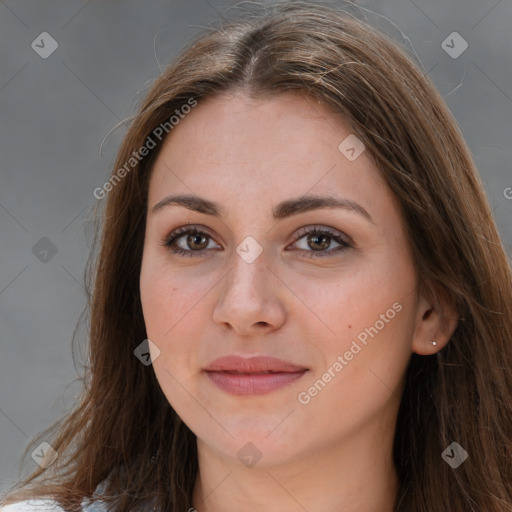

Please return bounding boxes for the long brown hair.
[2,2,511,511]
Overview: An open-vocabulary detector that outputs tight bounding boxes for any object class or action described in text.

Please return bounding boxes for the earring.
[430,340,437,346]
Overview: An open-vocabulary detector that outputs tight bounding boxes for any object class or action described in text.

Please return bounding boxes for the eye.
[289,225,351,258]
[160,224,352,258]
[160,225,220,258]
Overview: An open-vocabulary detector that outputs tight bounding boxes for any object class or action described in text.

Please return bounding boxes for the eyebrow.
[150,193,373,223]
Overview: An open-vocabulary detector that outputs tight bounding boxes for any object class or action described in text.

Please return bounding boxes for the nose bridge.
[212,239,286,332]
[226,240,270,303]
[225,220,270,289]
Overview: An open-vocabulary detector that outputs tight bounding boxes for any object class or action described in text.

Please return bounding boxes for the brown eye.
[290,226,352,258]
[161,226,220,258]
[186,233,209,251]
[160,224,351,259]
[306,233,331,251]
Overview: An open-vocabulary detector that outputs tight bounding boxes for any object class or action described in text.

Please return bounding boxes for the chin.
[194,417,306,467]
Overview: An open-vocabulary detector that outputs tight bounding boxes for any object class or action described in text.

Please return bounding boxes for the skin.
[139,91,458,512]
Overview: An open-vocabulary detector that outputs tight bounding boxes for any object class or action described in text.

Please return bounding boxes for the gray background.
[1,0,511,491]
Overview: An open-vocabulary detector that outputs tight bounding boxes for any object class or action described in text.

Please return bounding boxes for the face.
[139,91,423,468]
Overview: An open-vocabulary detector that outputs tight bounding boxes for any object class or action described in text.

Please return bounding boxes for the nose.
[212,248,287,336]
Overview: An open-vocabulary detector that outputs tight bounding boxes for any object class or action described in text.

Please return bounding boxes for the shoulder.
[0,500,66,512]
[0,480,111,512]
[0,497,111,512]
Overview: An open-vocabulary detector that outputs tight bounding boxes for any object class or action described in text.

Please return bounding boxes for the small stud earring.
[430,340,437,346]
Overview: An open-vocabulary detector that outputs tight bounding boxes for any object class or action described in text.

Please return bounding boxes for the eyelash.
[159,224,352,259]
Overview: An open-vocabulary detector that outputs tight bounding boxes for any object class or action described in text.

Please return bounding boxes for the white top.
[0,481,109,512]
[0,496,108,512]
[0,501,66,512]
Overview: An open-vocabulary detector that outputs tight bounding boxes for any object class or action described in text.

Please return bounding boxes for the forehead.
[147,91,387,216]
[155,92,348,165]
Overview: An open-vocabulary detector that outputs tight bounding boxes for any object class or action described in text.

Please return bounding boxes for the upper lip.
[203,355,308,373]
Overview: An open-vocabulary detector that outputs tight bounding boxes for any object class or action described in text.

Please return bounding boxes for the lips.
[203,355,308,395]
[203,355,308,373]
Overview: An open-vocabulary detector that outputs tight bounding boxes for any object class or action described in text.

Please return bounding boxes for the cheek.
[139,261,211,415]
[139,263,203,395]
[292,255,416,396]
[295,293,414,439]
[288,259,411,343]
[140,254,214,341]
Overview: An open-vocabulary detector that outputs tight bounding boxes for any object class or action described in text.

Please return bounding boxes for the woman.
[1,2,511,511]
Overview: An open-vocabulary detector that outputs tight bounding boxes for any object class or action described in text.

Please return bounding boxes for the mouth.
[219,370,294,374]
[203,355,309,396]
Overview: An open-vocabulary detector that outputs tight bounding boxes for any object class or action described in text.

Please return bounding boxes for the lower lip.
[205,370,308,395]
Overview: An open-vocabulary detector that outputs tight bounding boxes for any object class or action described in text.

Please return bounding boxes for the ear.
[411,283,459,355]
